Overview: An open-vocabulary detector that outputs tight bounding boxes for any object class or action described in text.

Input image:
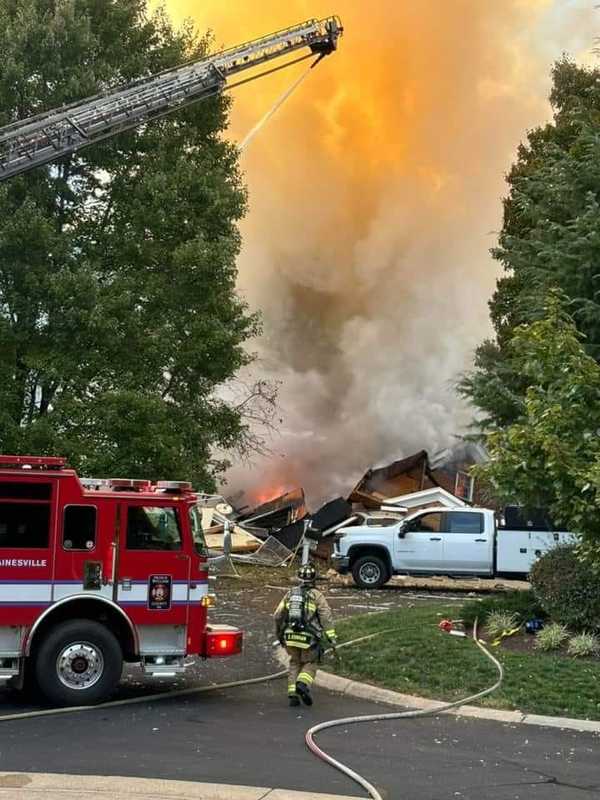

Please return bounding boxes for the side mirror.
[398,521,407,538]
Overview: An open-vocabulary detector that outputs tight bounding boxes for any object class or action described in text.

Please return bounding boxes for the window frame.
[62,504,98,552]
[125,504,183,552]
[0,499,52,549]
[444,511,485,535]
[189,506,208,557]
[405,511,444,534]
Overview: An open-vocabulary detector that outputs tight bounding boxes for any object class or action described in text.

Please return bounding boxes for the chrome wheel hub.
[359,563,381,584]
[56,642,104,690]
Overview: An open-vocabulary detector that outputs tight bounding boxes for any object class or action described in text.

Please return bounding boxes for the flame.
[252,485,292,506]
[159,1,594,504]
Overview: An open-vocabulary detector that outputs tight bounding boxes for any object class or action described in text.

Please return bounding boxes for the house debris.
[348,446,487,512]
[381,486,468,513]
[430,441,488,504]
[209,444,490,568]
[348,450,437,509]
[204,522,263,554]
[237,488,308,531]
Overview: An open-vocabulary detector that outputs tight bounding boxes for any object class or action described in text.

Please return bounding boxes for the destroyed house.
[348,451,439,509]
[238,488,308,531]
[348,445,488,510]
[430,442,488,505]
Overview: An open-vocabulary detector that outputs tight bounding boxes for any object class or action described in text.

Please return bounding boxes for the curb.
[314,670,600,734]
[0,773,361,800]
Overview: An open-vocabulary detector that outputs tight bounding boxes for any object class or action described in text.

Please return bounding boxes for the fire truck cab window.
[127,506,182,551]
[63,506,97,550]
[0,502,50,548]
[189,506,208,556]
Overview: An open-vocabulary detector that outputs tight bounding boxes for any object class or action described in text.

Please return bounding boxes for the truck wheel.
[33,619,123,707]
[352,555,389,589]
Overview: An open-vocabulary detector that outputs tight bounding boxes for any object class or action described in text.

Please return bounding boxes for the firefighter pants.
[286,646,318,696]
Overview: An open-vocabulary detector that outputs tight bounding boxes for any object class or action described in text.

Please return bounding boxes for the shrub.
[534,623,569,651]
[567,632,599,658]
[530,545,600,632]
[485,611,520,639]
[461,590,545,629]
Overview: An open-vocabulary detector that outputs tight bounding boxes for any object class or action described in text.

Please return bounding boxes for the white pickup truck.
[331,506,575,588]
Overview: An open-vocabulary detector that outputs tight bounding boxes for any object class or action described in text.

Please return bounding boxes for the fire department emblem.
[148,574,172,610]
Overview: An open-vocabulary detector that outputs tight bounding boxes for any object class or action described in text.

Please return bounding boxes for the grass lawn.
[331,603,600,720]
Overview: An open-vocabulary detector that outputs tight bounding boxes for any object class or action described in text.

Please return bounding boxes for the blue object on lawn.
[525,618,545,634]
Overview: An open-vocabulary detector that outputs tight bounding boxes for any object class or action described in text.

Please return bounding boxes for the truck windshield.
[189,506,208,556]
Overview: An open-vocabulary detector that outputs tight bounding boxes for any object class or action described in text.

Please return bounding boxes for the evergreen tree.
[460,59,600,430]
[0,0,260,489]
[474,292,600,563]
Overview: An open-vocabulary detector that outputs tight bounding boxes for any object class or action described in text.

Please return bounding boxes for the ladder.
[0,16,342,182]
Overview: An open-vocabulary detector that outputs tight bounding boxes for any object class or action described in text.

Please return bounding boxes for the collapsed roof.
[238,487,308,530]
[348,450,439,509]
[348,446,488,509]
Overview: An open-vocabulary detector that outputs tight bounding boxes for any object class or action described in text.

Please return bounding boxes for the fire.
[252,485,293,506]
[159,1,593,503]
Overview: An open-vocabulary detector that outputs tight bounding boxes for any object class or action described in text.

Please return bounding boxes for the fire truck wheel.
[352,554,390,589]
[34,619,123,706]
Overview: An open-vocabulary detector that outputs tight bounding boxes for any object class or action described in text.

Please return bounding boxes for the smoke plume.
[163,0,594,504]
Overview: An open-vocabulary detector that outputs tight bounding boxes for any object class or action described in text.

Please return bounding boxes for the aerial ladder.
[0,16,342,182]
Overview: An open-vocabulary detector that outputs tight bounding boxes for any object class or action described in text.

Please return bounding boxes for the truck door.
[0,477,56,626]
[116,502,191,631]
[53,502,114,602]
[395,511,445,572]
[441,511,491,574]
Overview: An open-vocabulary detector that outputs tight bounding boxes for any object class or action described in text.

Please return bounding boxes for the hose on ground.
[0,631,385,724]
[0,622,503,800]
[306,620,503,800]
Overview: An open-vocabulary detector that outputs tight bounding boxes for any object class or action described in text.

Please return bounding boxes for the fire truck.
[0,455,242,706]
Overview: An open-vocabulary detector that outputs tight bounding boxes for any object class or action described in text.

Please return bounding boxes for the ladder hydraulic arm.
[0,16,342,182]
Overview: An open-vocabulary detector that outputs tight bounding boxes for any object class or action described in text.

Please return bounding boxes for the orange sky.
[160,1,594,503]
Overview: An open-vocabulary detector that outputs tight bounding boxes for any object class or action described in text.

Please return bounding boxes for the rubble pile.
[205,445,487,565]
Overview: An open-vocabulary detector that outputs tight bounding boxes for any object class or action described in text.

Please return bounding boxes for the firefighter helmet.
[298,563,317,584]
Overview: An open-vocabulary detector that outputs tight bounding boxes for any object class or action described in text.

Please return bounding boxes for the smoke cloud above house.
[163,0,594,504]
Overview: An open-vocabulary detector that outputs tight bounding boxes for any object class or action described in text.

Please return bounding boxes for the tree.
[460,59,600,430]
[474,292,600,564]
[0,0,264,489]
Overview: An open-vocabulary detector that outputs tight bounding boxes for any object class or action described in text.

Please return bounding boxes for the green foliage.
[530,546,600,630]
[567,632,599,658]
[335,605,600,719]
[461,590,544,629]
[534,623,569,652]
[473,295,600,560]
[0,1,263,489]
[485,610,520,639]
[460,59,600,430]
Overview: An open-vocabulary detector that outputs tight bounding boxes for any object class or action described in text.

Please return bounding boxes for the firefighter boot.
[289,694,301,707]
[296,681,313,706]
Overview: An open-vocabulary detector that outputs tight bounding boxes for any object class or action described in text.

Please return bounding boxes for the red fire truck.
[0,455,242,706]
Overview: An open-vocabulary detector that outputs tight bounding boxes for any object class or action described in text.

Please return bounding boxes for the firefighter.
[274,562,336,707]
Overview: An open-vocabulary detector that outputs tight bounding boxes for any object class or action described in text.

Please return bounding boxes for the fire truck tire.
[34,620,123,706]
[351,554,390,589]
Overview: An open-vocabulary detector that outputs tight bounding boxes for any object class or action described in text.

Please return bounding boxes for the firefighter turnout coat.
[274,586,336,651]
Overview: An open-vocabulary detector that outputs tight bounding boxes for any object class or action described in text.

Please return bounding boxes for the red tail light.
[205,626,243,657]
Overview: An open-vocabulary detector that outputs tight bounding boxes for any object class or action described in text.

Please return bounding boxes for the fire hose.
[0,621,502,800]
[306,619,503,800]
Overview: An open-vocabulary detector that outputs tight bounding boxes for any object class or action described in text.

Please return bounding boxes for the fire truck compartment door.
[117,503,191,628]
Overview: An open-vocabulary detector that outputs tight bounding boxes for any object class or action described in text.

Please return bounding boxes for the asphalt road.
[1,580,598,799]
[0,581,448,713]
[1,680,599,800]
